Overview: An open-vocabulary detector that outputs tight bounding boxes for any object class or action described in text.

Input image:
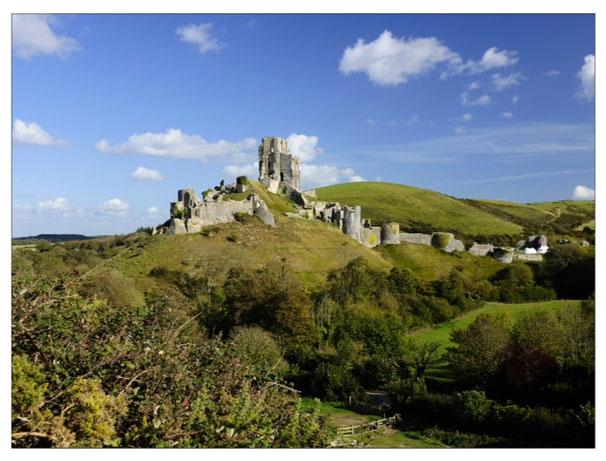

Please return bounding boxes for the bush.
[431,233,453,249]
[230,326,287,378]
[236,176,250,185]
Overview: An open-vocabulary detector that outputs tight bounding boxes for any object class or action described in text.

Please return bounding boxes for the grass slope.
[315,182,522,238]
[410,300,581,355]
[378,241,504,281]
[465,199,595,233]
[107,215,391,296]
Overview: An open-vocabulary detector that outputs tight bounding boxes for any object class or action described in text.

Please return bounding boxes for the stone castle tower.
[258,136,301,193]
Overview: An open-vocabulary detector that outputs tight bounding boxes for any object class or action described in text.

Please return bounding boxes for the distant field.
[463,199,556,229]
[409,300,581,355]
[315,182,522,237]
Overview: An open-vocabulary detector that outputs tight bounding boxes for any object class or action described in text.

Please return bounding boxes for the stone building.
[258,136,301,193]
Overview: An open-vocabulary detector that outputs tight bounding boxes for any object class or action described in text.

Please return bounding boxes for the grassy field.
[315,182,522,237]
[409,300,581,355]
[406,300,581,384]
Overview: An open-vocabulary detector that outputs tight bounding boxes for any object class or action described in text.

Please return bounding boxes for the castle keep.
[160,135,547,262]
[258,136,301,193]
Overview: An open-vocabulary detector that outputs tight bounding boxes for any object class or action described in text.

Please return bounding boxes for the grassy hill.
[315,182,594,241]
[464,199,595,235]
[105,214,391,299]
[315,182,522,238]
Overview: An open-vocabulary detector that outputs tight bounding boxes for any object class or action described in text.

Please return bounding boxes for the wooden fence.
[336,414,401,437]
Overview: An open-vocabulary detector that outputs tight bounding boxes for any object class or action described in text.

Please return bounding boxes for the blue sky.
[12,14,595,236]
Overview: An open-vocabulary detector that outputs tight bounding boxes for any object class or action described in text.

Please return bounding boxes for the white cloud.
[453,126,466,135]
[572,185,595,201]
[96,129,257,161]
[460,92,491,107]
[131,166,163,181]
[467,81,481,90]
[544,69,560,77]
[286,133,323,162]
[12,14,80,60]
[339,30,461,86]
[13,119,64,146]
[576,54,595,101]
[512,95,520,104]
[223,161,257,177]
[364,118,377,125]
[37,197,71,213]
[454,47,518,75]
[147,206,158,215]
[339,31,518,86]
[176,22,223,54]
[300,164,365,188]
[491,72,523,91]
[502,112,514,119]
[99,198,129,217]
[461,113,472,122]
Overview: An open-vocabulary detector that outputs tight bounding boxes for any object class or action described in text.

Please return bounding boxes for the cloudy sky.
[12,14,594,236]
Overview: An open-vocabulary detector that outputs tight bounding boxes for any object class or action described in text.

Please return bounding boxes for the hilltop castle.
[160,136,545,263]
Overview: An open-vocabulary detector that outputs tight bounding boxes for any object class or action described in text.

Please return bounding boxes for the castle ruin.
[259,136,301,193]
[159,135,548,263]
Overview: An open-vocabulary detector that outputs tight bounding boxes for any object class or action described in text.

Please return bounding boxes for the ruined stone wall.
[399,232,432,246]
[514,253,543,262]
[342,206,362,242]
[361,227,382,248]
[381,223,400,245]
[468,242,494,256]
[166,187,274,235]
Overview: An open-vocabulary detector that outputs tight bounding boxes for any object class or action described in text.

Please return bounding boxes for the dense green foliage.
[11,276,329,447]
[389,300,595,447]
[11,193,594,448]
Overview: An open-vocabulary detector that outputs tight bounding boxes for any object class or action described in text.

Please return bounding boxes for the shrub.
[431,233,453,249]
[230,326,288,378]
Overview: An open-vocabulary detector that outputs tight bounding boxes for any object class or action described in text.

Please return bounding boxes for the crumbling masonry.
[161,136,548,262]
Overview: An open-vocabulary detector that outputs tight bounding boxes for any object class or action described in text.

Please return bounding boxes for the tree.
[402,340,442,381]
[230,326,287,379]
[538,245,594,299]
[447,314,512,387]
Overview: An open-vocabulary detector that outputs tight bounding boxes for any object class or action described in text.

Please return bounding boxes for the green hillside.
[409,300,581,355]
[104,215,391,298]
[315,182,523,238]
[464,199,595,235]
